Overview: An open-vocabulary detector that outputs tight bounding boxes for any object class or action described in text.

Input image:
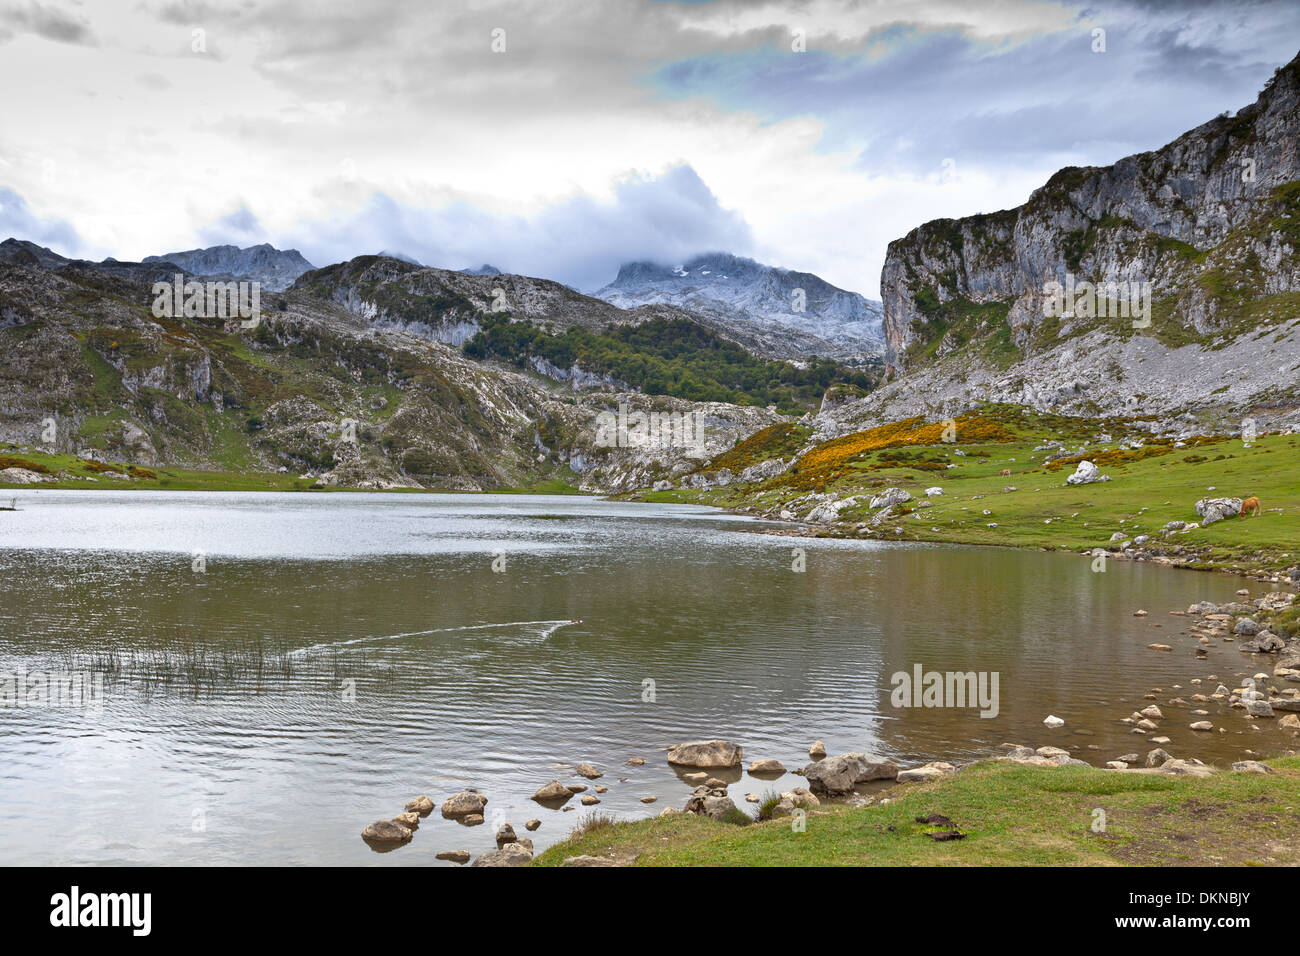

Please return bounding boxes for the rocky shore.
[357,583,1298,867]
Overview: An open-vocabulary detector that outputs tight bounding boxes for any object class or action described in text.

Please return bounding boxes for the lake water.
[0,490,1266,864]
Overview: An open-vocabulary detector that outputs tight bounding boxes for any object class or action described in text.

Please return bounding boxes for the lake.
[0,490,1257,864]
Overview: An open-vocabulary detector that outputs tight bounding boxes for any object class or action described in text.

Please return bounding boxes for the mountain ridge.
[596,251,884,362]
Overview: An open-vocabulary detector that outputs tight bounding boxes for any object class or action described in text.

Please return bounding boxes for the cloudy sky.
[1,0,1297,297]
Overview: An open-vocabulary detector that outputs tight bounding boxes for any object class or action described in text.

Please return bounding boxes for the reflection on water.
[0,490,1261,864]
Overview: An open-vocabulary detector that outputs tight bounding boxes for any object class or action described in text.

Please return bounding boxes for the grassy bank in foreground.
[633,406,1300,576]
[535,757,1300,866]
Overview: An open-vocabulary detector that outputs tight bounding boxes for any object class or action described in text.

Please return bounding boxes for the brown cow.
[1241,496,1261,517]
[1000,469,1011,477]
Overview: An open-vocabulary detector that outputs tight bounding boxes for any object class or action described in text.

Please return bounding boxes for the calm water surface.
[0,490,1266,864]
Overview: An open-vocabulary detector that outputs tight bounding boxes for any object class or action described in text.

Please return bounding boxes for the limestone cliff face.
[882,51,1300,375]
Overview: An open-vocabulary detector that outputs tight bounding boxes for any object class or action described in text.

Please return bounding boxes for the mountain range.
[3,49,1300,490]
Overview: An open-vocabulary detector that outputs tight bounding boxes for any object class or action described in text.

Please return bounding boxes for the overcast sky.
[1,0,1297,297]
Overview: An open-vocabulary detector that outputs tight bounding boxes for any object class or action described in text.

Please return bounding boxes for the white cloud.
[0,0,1295,298]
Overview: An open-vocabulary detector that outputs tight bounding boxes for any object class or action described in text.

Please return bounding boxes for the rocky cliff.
[880,50,1300,381]
[851,50,1300,432]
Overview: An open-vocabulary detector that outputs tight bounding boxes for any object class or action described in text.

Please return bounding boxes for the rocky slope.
[0,238,182,285]
[861,49,1300,430]
[0,253,783,491]
[596,252,884,362]
[293,255,650,349]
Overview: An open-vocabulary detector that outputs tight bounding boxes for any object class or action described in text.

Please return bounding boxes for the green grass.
[534,757,1300,866]
[490,478,584,495]
[650,406,1300,573]
[0,445,588,496]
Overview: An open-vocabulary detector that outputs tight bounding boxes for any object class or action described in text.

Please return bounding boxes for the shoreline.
[736,516,1295,587]
[371,586,1300,866]
[525,588,1300,867]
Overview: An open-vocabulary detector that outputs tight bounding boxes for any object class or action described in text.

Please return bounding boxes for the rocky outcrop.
[881,53,1300,377]
[824,51,1300,431]
[1196,497,1243,525]
[1066,460,1110,485]
[800,753,899,795]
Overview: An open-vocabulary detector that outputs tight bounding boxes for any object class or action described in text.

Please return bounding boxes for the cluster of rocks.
[363,677,1300,866]
[360,788,544,865]
[471,821,541,867]
[1085,504,1298,586]
[1185,593,1299,667]
[1000,742,1229,777]
[1099,593,1300,760]
[360,790,486,855]
[665,738,959,825]
[1195,496,1244,526]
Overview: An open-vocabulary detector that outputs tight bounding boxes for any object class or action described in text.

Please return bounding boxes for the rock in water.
[361,820,412,844]
[666,739,743,768]
[471,843,533,867]
[530,780,574,803]
[404,794,434,815]
[441,791,488,819]
[495,823,517,848]
[801,753,898,795]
